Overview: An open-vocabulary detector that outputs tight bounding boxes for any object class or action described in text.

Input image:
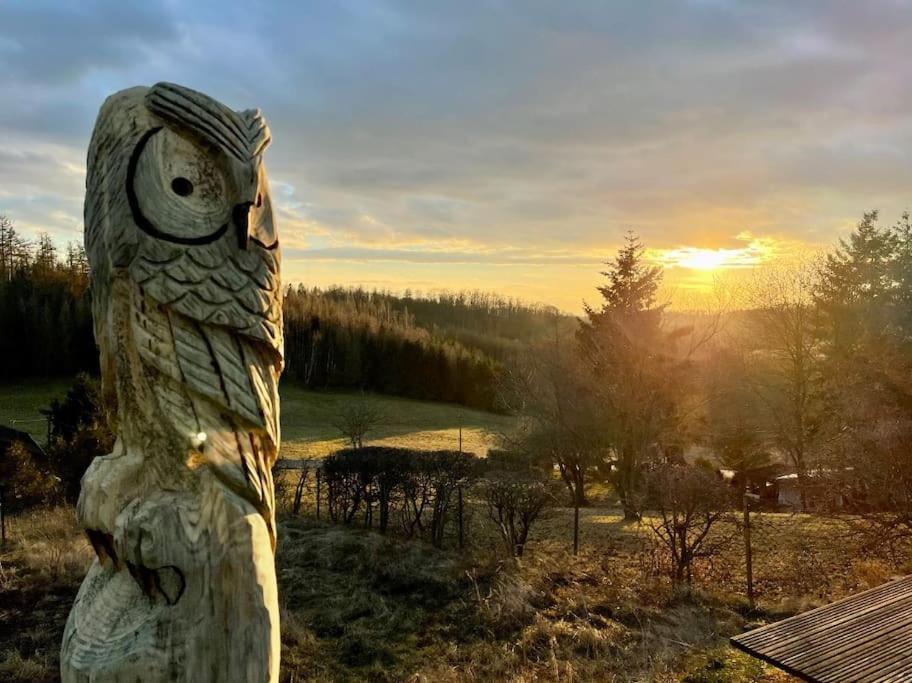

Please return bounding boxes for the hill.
[0,378,515,459]
[0,224,574,409]
[282,286,577,409]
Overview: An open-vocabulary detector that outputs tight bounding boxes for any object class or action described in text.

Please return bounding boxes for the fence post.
[0,486,6,546]
[292,469,306,516]
[457,483,464,549]
[744,491,756,610]
[573,501,579,556]
[316,468,322,520]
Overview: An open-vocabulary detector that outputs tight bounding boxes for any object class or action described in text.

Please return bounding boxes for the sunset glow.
[651,239,777,272]
[0,3,907,313]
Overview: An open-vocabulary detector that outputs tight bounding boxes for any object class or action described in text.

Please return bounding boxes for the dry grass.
[0,506,91,683]
[0,502,835,682]
[5,499,896,681]
[273,506,810,682]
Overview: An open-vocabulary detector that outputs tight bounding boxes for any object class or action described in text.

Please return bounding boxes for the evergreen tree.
[815,211,912,459]
[577,232,693,519]
[587,230,662,318]
[815,211,902,358]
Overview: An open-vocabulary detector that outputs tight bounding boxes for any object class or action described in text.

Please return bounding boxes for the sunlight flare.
[648,236,779,272]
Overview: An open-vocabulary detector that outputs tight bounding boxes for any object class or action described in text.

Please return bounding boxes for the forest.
[0,215,571,410]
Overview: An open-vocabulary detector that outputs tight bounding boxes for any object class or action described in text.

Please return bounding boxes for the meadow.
[1,380,906,682]
[1,378,514,459]
[0,378,73,443]
[6,495,893,681]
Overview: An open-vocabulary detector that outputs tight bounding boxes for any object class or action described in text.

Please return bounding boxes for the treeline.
[284,286,501,409]
[0,218,96,379]
[2,215,570,410]
[307,287,572,360]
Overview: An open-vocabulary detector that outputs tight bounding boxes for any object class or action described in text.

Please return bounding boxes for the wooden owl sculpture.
[61,83,283,682]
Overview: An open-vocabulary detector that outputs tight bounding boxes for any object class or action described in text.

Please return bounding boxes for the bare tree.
[827,405,912,556]
[0,215,32,280]
[333,395,385,449]
[499,326,604,552]
[482,473,555,558]
[743,263,822,511]
[640,465,736,591]
[706,345,772,479]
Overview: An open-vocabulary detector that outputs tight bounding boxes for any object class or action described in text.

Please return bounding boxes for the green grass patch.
[279,382,514,458]
[0,377,72,442]
[0,377,516,457]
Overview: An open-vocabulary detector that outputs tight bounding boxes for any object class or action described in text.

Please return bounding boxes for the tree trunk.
[797,468,808,512]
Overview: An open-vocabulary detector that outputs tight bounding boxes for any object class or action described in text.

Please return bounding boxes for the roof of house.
[731,575,912,682]
[0,424,45,458]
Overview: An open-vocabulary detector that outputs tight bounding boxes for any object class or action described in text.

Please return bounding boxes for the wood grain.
[62,82,283,682]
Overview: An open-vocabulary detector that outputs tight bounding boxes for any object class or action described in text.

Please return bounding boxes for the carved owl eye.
[128,127,232,244]
[171,177,194,197]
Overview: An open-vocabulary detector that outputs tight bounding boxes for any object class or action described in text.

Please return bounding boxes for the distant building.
[775,470,850,510]
[0,425,46,462]
[718,463,787,505]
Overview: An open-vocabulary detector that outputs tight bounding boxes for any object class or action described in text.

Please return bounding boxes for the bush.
[480,474,556,558]
[322,447,478,547]
[0,441,60,512]
[44,374,113,501]
[641,465,736,590]
[485,449,553,478]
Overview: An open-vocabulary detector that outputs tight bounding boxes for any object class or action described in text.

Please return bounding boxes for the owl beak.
[232,201,254,250]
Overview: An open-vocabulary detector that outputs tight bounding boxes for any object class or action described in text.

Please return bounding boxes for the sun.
[677,249,729,270]
[648,237,779,273]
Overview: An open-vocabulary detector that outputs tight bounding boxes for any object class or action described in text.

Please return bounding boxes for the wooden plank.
[731,576,912,683]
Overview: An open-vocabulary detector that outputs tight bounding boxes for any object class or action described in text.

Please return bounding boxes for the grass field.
[0,377,515,458]
[0,503,821,682]
[3,377,903,681]
[279,382,514,458]
[0,378,73,443]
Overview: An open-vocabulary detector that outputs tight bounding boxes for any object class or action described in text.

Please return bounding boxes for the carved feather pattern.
[147,83,272,162]
[68,83,283,680]
[84,83,282,545]
[130,237,283,355]
[241,108,271,159]
[132,286,279,544]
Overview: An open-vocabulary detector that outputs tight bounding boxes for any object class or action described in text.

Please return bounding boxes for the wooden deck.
[731,575,912,682]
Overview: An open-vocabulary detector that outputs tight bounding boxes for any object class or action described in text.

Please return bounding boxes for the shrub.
[640,465,736,590]
[321,447,477,547]
[481,473,556,558]
[0,441,60,512]
[43,374,113,501]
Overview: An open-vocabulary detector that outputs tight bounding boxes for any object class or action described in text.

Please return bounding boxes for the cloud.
[2,1,912,308]
[283,245,604,266]
[0,1,179,84]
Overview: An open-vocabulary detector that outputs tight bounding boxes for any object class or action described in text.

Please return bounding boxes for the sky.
[2,1,912,312]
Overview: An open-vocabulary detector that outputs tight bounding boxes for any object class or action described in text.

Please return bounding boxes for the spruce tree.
[577,232,688,520]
